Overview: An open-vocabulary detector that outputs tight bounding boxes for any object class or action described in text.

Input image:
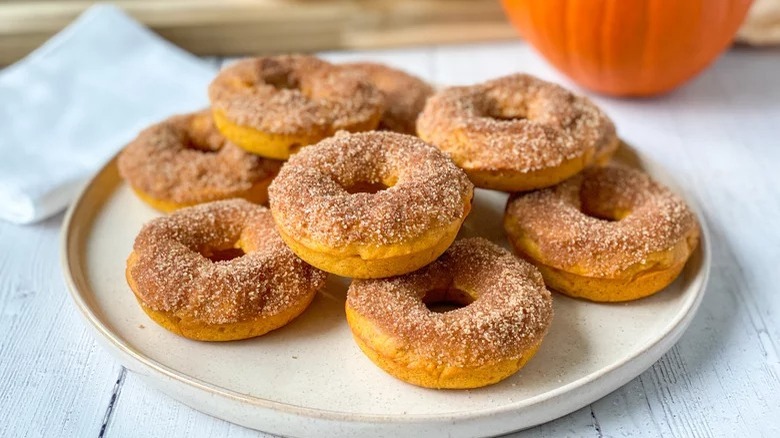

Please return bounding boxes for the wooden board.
[0,0,516,66]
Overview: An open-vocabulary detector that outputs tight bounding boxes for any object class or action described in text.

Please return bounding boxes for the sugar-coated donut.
[417,74,618,191]
[504,165,700,302]
[268,131,474,279]
[592,135,620,167]
[340,62,433,135]
[208,55,384,159]
[126,199,327,341]
[118,110,281,212]
[346,238,553,389]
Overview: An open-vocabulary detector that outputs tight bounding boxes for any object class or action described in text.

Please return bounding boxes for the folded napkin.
[0,5,216,224]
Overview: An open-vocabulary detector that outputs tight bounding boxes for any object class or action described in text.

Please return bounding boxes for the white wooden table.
[2,42,779,437]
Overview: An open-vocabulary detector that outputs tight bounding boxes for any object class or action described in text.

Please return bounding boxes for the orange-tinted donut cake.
[269,131,473,279]
[346,238,553,388]
[209,55,384,159]
[340,62,433,135]
[504,165,699,302]
[118,110,281,212]
[126,199,327,341]
[417,74,618,191]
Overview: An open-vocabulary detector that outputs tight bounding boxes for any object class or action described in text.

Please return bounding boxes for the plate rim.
[61,153,712,426]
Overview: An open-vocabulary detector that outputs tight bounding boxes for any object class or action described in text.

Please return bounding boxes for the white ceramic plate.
[62,151,710,438]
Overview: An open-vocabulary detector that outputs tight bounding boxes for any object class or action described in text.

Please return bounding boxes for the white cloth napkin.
[0,5,216,224]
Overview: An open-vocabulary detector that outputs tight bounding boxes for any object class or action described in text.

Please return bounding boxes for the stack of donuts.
[119,54,700,390]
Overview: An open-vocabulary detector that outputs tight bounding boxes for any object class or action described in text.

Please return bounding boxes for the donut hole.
[184,136,221,153]
[423,287,475,313]
[485,102,528,122]
[201,246,246,262]
[265,72,299,90]
[579,185,632,222]
[487,111,527,122]
[579,204,622,222]
[342,174,396,195]
[185,116,223,153]
[344,181,389,195]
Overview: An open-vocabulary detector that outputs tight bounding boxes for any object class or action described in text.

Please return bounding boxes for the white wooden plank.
[514,405,598,437]
[105,372,269,437]
[590,376,670,437]
[0,215,123,437]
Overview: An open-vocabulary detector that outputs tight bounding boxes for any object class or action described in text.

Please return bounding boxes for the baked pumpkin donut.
[346,238,553,389]
[268,131,473,279]
[417,74,618,191]
[340,62,433,134]
[126,199,327,341]
[118,110,281,212]
[592,135,620,167]
[504,165,700,302]
[208,55,384,159]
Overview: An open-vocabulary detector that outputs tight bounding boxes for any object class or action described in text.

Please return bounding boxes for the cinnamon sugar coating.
[209,55,384,136]
[118,110,281,204]
[128,200,327,325]
[268,131,474,247]
[505,165,699,276]
[417,74,617,172]
[347,238,553,367]
[340,62,433,134]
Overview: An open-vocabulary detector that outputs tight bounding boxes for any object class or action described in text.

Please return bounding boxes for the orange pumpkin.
[501,0,754,96]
